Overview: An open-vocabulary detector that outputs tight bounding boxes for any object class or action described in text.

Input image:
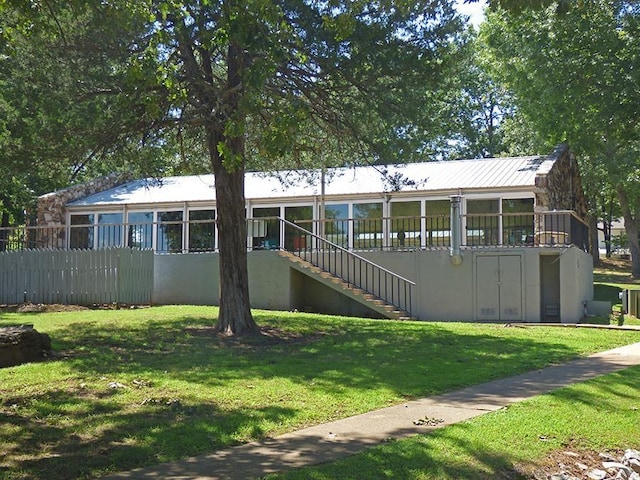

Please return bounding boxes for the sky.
[455,0,488,27]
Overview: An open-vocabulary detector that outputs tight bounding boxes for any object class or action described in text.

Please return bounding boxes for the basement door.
[475,255,523,322]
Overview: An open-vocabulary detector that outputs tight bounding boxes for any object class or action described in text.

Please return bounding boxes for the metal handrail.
[278,217,415,317]
[0,210,589,253]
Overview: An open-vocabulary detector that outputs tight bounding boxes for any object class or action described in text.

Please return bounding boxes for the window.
[252,207,280,249]
[353,202,383,249]
[69,214,94,249]
[157,211,183,253]
[128,212,153,249]
[324,204,349,247]
[425,200,450,247]
[189,210,216,252]
[466,199,499,246]
[285,206,312,251]
[390,201,420,248]
[98,213,123,248]
[502,198,534,245]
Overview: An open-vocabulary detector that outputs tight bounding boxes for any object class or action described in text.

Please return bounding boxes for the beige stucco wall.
[153,247,593,324]
[359,247,592,323]
[559,247,594,322]
[153,250,293,311]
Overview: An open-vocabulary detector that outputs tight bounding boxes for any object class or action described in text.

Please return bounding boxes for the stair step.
[280,248,413,321]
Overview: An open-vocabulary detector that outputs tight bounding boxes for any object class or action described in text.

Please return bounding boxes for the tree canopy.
[2,1,468,333]
[481,0,640,274]
[0,2,190,229]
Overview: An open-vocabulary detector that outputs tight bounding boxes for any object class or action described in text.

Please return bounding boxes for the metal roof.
[67,155,553,207]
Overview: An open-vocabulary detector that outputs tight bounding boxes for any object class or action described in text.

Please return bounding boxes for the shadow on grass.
[594,284,622,304]
[267,367,640,480]
[1,387,296,479]
[1,309,637,479]
[46,313,605,397]
[254,422,528,480]
[547,364,640,409]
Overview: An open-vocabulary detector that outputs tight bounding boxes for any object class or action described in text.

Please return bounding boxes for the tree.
[481,1,640,274]
[3,1,466,334]
[439,28,519,159]
[0,3,185,228]
[428,25,550,161]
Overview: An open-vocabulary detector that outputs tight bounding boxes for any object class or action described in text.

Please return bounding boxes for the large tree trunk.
[616,186,640,278]
[208,126,257,335]
[206,40,257,335]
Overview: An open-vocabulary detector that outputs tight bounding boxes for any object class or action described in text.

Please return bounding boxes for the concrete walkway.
[104,341,640,480]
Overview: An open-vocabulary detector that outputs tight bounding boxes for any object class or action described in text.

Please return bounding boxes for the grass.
[593,257,640,289]
[267,365,640,480]
[592,257,640,326]
[1,306,639,479]
[260,256,640,480]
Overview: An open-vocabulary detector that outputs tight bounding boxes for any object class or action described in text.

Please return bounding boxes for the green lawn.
[592,257,640,326]
[268,365,640,480]
[0,306,639,479]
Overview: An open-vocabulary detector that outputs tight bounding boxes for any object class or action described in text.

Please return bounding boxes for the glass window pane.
[70,214,94,249]
[324,204,348,247]
[354,202,382,249]
[425,200,450,247]
[252,207,280,249]
[98,213,123,248]
[502,198,534,213]
[467,199,499,245]
[391,201,420,248]
[502,198,534,245]
[426,200,450,216]
[467,199,499,214]
[285,206,312,250]
[128,212,153,249]
[157,211,183,253]
[189,210,216,252]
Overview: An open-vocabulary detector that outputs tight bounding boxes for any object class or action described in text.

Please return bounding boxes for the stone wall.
[534,144,589,220]
[35,174,131,248]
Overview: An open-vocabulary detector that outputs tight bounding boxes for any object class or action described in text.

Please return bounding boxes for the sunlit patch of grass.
[269,366,640,480]
[0,305,638,479]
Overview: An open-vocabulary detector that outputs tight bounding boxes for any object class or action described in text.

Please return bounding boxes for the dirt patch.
[599,257,632,271]
[185,325,324,348]
[0,303,90,313]
[0,303,147,313]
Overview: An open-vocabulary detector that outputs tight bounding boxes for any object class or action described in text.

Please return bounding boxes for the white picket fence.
[0,248,153,305]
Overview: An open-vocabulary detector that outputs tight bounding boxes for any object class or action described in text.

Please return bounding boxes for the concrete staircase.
[278,250,413,320]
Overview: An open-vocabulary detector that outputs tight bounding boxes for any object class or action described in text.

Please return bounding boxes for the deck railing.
[277,218,415,316]
[0,210,589,253]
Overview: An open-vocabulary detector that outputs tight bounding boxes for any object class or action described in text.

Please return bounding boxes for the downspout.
[450,195,463,266]
[319,168,325,241]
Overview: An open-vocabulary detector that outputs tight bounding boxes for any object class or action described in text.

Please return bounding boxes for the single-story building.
[31,144,594,323]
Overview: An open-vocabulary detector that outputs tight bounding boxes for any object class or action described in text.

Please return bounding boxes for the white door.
[476,255,522,321]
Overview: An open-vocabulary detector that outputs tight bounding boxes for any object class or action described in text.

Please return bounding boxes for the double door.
[475,255,522,322]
